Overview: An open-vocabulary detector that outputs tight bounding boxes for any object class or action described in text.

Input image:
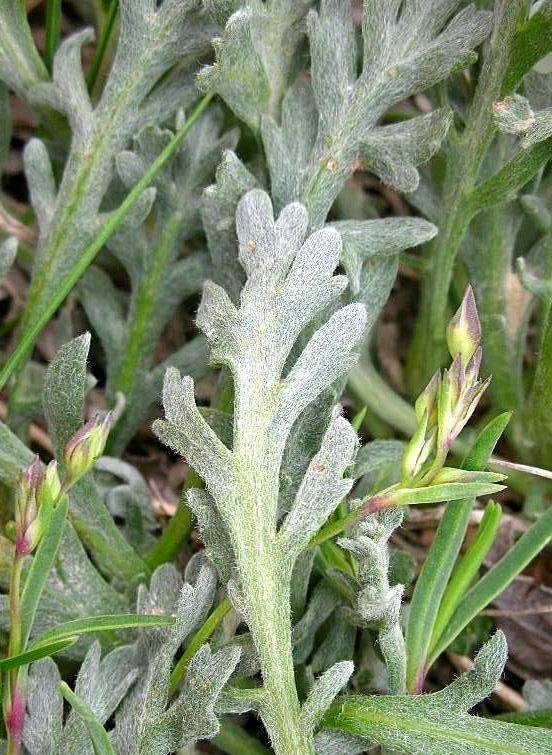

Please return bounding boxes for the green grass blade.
[44,0,62,72]
[429,505,552,666]
[87,0,119,94]
[0,92,213,391]
[405,412,510,693]
[169,597,231,697]
[30,613,175,650]
[19,496,69,648]
[0,637,76,671]
[429,500,502,654]
[60,682,116,755]
[496,710,552,729]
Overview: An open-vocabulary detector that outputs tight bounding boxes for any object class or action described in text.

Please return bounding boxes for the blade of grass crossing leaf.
[405,412,511,693]
[429,505,552,666]
[429,500,502,653]
[60,682,116,755]
[169,597,231,697]
[87,0,119,94]
[0,92,214,391]
[496,710,552,729]
[19,496,69,648]
[44,0,62,72]
[30,613,175,650]
[0,637,77,671]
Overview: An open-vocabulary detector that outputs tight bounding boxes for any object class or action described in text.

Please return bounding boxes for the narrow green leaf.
[462,413,513,470]
[496,710,552,729]
[169,597,231,697]
[323,695,552,755]
[390,479,505,506]
[467,139,552,215]
[0,93,214,391]
[502,3,552,95]
[87,0,119,94]
[30,613,175,650]
[19,496,69,648]
[60,681,116,755]
[429,500,502,653]
[405,412,510,693]
[0,637,77,671]
[429,505,552,666]
[44,0,62,72]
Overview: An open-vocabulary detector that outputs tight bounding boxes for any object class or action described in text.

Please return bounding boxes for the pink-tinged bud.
[446,286,481,364]
[465,345,482,385]
[414,370,440,425]
[6,688,25,747]
[14,457,44,556]
[446,355,465,404]
[15,458,62,556]
[64,413,113,485]
[401,414,436,481]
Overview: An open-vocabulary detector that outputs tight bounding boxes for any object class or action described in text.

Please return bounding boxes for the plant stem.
[236,538,312,755]
[5,554,24,755]
[407,0,529,395]
[526,303,552,466]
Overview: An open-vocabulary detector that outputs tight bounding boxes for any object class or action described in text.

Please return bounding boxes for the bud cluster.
[401,287,489,485]
[14,457,60,556]
[64,412,113,485]
[11,413,112,557]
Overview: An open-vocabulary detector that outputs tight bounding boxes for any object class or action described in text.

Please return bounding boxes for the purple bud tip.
[65,416,97,456]
[447,286,481,364]
[25,456,42,488]
[6,689,25,743]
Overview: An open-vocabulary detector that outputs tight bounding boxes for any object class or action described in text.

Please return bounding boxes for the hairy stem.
[5,554,24,755]
[407,0,528,394]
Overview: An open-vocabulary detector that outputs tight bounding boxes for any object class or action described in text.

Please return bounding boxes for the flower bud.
[401,413,436,481]
[14,457,61,556]
[64,413,113,485]
[414,370,440,426]
[446,286,481,365]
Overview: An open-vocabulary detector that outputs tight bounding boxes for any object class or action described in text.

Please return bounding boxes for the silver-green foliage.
[318,632,552,755]
[155,189,366,753]
[11,0,216,351]
[203,0,491,226]
[22,560,238,755]
[340,509,406,695]
[78,110,236,452]
[112,559,240,754]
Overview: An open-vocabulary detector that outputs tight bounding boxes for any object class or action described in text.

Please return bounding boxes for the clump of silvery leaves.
[0,1,551,754]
